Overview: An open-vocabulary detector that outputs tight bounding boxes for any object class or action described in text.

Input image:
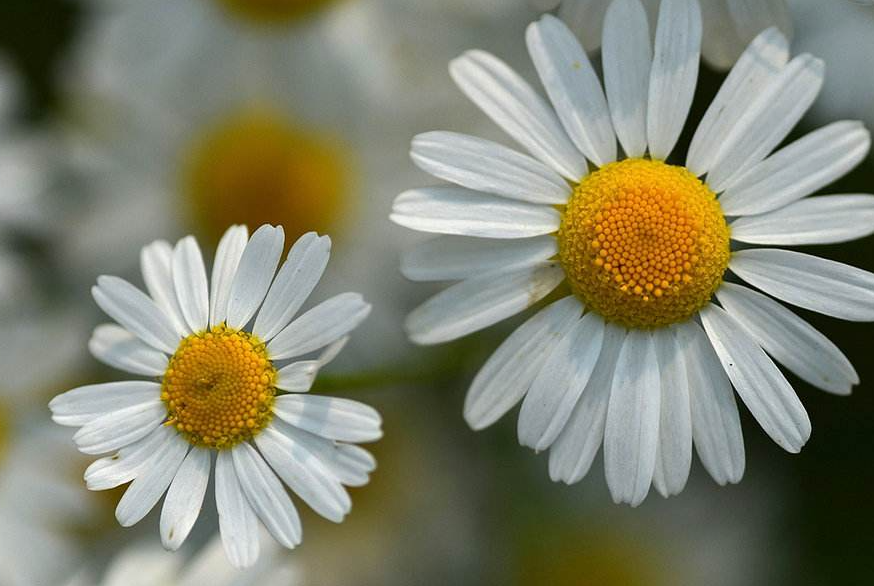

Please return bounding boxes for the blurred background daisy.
[0,0,872,584]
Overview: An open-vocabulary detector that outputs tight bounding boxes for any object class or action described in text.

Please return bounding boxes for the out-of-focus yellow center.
[213,0,341,26]
[518,527,665,586]
[182,107,349,249]
[558,159,730,329]
[162,325,276,449]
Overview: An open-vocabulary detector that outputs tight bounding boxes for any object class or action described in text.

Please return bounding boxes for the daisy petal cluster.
[392,0,874,505]
[50,224,382,567]
[532,0,792,69]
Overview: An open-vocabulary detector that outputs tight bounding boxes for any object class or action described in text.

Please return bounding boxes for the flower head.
[392,0,874,505]
[51,225,382,567]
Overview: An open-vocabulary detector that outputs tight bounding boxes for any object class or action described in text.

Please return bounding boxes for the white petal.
[254,233,331,341]
[115,434,188,527]
[604,329,660,506]
[730,194,874,246]
[93,276,181,354]
[278,426,376,487]
[215,450,260,569]
[272,395,382,443]
[518,312,604,451]
[84,425,174,491]
[275,337,348,393]
[676,320,744,485]
[410,132,571,204]
[405,262,565,345]
[172,236,210,333]
[255,426,351,523]
[140,240,189,337]
[390,187,561,239]
[73,400,166,455]
[267,293,370,360]
[719,122,871,216]
[526,15,616,166]
[464,296,583,430]
[716,282,858,395]
[646,0,702,160]
[700,303,810,452]
[687,27,789,175]
[50,381,161,427]
[226,225,285,330]
[232,443,302,549]
[548,322,625,484]
[400,236,557,282]
[652,327,692,498]
[89,324,168,376]
[707,54,825,191]
[730,249,874,321]
[160,447,210,551]
[602,0,652,158]
[210,225,248,328]
[449,50,586,180]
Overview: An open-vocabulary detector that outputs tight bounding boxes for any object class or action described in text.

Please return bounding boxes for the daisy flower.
[531,0,792,69]
[391,0,874,505]
[59,0,527,367]
[50,225,382,567]
[65,533,299,586]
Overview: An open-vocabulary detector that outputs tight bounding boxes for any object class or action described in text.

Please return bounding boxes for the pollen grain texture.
[558,158,730,329]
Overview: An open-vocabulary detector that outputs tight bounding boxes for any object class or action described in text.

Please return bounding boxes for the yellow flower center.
[212,0,341,26]
[182,107,350,249]
[161,325,277,449]
[558,159,730,329]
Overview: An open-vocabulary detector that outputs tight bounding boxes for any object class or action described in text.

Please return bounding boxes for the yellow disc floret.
[182,106,350,250]
[161,325,277,449]
[558,158,730,329]
[213,0,342,26]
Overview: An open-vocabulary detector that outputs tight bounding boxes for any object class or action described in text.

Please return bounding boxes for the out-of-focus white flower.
[532,0,792,70]
[51,226,382,568]
[0,422,98,586]
[0,57,56,310]
[0,313,93,586]
[64,533,300,586]
[790,0,874,129]
[392,0,874,506]
[61,0,532,367]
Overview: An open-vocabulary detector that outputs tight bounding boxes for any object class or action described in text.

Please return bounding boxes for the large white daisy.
[50,225,382,567]
[531,0,792,69]
[391,0,874,505]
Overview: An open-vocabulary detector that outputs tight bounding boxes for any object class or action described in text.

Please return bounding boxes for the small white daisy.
[50,224,382,567]
[65,533,299,586]
[531,0,792,69]
[59,0,523,367]
[391,0,874,505]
